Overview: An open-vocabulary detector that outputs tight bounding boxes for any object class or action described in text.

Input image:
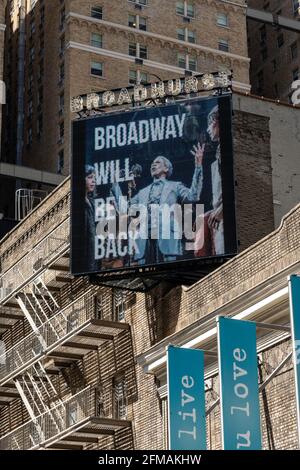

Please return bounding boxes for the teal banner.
[288,275,300,446]
[167,345,206,450]
[217,317,261,450]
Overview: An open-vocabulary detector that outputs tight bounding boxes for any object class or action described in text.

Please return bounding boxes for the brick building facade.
[0,161,298,449]
[248,0,300,102]
[1,0,250,184]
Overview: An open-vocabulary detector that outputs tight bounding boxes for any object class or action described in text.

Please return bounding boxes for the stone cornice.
[67,12,250,65]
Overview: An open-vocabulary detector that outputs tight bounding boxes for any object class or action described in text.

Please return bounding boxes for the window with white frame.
[113,290,126,322]
[91,5,103,19]
[217,12,228,27]
[176,1,195,18]
[177,53,196,71]
[91,32,103,48]
[113,374,127,420]
[129,42,147,59]
[128,0,147,5]
[177,28,195,43]
[128,14,147,30]
[218,38,229,52]
[129,69,148,84]
[91,61,103,77]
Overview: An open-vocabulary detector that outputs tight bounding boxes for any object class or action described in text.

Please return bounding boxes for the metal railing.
[0,219,70,303]
[0,386,128,450]
[0,292,93,385]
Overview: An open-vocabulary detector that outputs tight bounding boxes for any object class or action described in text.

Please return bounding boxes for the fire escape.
[0,219,131,450]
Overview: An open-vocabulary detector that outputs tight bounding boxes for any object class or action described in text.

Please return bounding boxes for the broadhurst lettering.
[177,375,197,441]
[230,347,251,448]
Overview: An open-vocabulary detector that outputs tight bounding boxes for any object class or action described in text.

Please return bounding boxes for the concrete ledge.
[0,163,64,186]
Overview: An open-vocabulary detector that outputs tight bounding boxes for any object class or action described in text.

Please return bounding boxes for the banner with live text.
[217,317,261,450]
[167,345,206,450]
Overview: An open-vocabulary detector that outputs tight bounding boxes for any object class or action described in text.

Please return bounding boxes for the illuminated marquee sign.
[70,72,232,113]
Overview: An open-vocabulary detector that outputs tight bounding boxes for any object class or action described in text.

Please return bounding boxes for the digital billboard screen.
[71,95,236,276]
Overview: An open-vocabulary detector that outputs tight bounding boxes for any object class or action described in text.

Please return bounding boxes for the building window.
[113,290,126,322]
[38,60,44,81]
[129,69,148,84]
[128,14,137,28]
[257,70,264,92]
[217,13,228,27]
[128,0,147,5]
[27,127,33,146]
[177,28,185,41]
[59,62,64,82]
[277,33,284,48]
[113,375,127,420]
[187,30,195,43]
[29,46,35,62]
[59,7,65,29]
[40,5,45,25]
[38,87,43,106]
[57,149,64,174]
[177,28,195,43]
[273,83,279,97]
[260,25,266,43]
[91,32,103,48]
[178,53,196,71]
[261,47,268,61]
[37,114,43,136]
[59,92,64,112]
[272,59,277,72]
[129,42,137,57]
[28,72,34,91]
[292,0,300,15]
[293,67,299,81]
[129,14,147,30]
[218,39,229,52]
[291,41,298,60]
[91,61,103,76]
[28,99,33,117]
[176,1,195,18]
[59,121,64,139]
[60,34,65,53]
[30,19,35,36]
[139,16,147,31]
[129,42,147,59]
[91,6,103,19]
[178,53,186,69]
[94,294,103,320]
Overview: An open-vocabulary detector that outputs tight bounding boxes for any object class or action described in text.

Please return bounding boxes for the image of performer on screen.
[84,164,98,271]
[194,105,224,257]
[111,153,203,266]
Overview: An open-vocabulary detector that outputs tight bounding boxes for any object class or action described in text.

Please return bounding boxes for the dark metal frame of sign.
[71,73,235,292]
[70,71,232,117]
